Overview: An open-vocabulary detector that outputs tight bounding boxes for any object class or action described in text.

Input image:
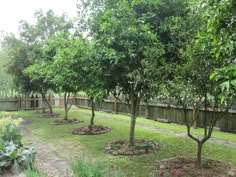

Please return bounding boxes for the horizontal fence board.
[74,97,236,132]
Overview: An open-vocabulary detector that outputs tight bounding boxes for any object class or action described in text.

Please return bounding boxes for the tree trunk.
[64,92,68,120]
[197,142,203,168]
[41,93,46,113]
[44,96,53,115]
[89,99,95,130]
[204,93,208,136]
[129,94,140,147]
[129,114,137,146]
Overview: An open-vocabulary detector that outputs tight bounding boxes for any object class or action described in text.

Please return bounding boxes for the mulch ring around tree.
[157,157,236,177]
[105,140,160,156]
[72,125,111,135]
[50,118,84,125]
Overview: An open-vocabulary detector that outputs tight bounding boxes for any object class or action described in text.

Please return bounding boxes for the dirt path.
[78,111,236,149]
[20,126,71,177]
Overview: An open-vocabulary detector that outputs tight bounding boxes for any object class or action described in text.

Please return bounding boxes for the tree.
[89,0,165,146]
[171,1,231,165]
[23,62,55,114]
[45,32,87,120]
[1,10,73,112]
[81,44,107,130]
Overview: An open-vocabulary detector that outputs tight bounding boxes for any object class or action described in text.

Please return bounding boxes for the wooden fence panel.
[74,97,236,132]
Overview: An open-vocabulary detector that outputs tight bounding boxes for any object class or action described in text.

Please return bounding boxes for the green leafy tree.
[90,0,164,146]
[23,62,55,114]
[81,44,108,130]
[45,32,87,120]
[1,10,73,112]
[198,0,236,94]
[174,2,230,165]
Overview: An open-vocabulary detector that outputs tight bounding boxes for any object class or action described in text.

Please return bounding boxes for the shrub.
[0,140,36,173]
[25,166,48,177]
[71,155,126,177]
[0,117,23,144]
[71,156,105,177]
[0,116,36,174]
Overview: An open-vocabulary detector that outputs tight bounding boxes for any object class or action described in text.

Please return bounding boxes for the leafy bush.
[71,156,104,177]
[0,116,36,174]
[71,155,125,177]
[0,140,36,173]
[0,117,23,144]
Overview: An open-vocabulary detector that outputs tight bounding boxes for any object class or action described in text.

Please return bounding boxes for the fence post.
[18,96,22,110]
[25,95,27,110]
[193,105,198,129]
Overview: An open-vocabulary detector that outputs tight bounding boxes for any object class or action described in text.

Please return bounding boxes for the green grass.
[77,108,236,143]
[1,108,236,177]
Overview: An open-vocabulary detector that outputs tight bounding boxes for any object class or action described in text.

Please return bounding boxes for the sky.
[0,0,77,35]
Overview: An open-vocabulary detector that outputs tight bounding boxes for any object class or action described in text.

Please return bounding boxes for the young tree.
[176,34,229,168]
[154,0,234,167]
[81,44,107,130]
[45,32,87,120]
[89,0,165,146]
[23,62,55,114]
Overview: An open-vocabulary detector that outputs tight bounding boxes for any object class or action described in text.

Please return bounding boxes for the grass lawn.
[77,108,236,143]
[1,107,236,177]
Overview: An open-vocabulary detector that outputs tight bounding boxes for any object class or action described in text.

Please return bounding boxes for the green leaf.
[209,72,216,80]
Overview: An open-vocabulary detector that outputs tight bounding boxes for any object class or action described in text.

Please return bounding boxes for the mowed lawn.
[1,107,236,177]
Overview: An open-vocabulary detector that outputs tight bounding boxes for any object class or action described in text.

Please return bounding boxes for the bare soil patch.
[72,125,111,135]
[105,140,160,156]
[51,118,84,125]
[157,157,236,177]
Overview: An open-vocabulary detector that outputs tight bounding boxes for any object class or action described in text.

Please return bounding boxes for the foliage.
[89,0,166,146]
[210,65,236,103]
[71,155,125,177]
[0,140,36,174]
[0,50,14,92]
[1,9,73,94]
[71,155,105,177]
[23,61,55,114]
[0,117,23,145]
[165,0,234,167]
[25,165,48,177]
[0,116,35,174]
[44,32,88,119]
[197,0,236,94]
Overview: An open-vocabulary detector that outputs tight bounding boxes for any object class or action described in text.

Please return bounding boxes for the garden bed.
[72,125,111,135]
[158,157,236,177]
[105,140,160,156]
[51,118,83,125]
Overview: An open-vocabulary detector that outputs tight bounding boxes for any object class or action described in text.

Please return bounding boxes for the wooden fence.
[0,96,67,111]
[1,95,235,132]
[74,97,236,133]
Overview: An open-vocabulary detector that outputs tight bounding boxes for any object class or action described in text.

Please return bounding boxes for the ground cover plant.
[0,116,36,174]
[2,108,235,177]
